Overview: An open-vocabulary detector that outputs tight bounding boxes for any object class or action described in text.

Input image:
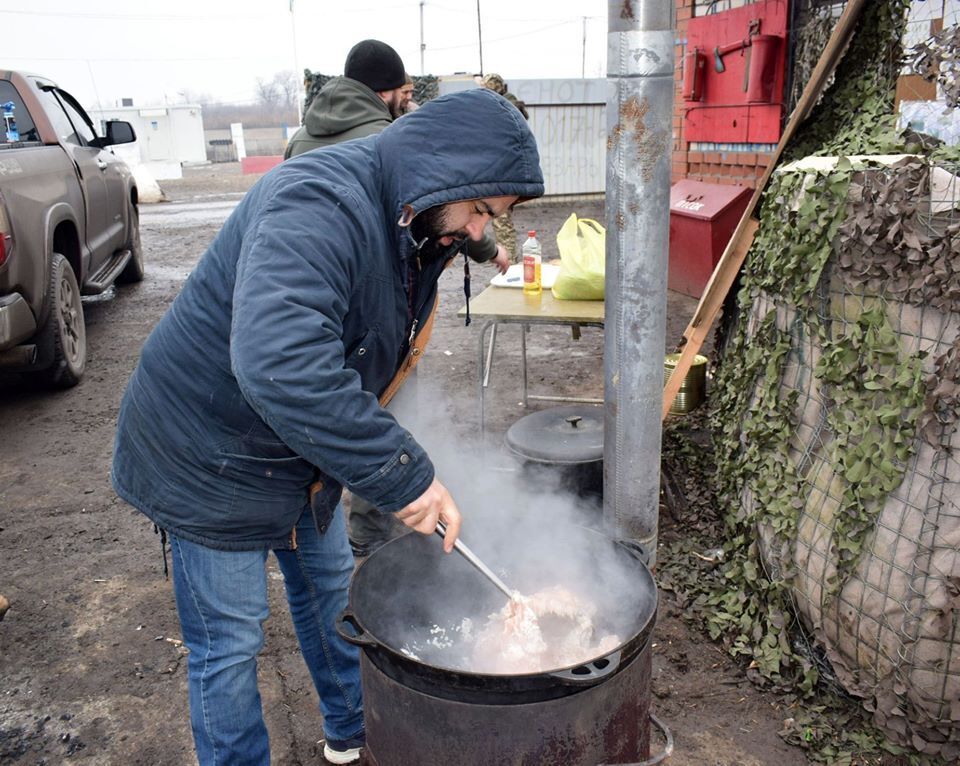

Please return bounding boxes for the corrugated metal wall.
[526,104,606,196]
[439,77,607,197]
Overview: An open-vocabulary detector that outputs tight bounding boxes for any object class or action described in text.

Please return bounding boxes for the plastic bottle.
[2,101,18,143]
[522,230,542,295]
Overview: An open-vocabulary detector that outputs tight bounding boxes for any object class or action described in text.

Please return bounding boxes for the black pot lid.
[505,404,603,464]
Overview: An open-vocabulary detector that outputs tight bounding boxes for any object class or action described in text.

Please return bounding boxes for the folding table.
[458,284,604,437]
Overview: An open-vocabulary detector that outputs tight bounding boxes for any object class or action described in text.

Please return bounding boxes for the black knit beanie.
[344,39,406,93]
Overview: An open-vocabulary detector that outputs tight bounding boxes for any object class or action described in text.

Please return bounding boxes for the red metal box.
[668,179,752,298]
[682,0,788,143]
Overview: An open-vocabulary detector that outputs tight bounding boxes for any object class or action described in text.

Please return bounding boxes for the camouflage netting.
[732,158,959,757]
[302,71,333,113]
[787,1,842,115]
[907,25,960,110]
[301,70,440,114]
[710,1,960,759]
[409,76,440,107]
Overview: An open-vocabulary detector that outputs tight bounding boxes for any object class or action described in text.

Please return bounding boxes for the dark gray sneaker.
[322,732,364,764]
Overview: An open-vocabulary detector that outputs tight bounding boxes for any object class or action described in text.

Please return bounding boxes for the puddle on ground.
[141,199,240,228]
[147,263,193,282]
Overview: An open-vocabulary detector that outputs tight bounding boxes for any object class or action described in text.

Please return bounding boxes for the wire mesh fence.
[736,156,960,758]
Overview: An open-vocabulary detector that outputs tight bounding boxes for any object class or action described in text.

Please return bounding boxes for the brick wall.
[672,0,777,188]
[679,149,772,185]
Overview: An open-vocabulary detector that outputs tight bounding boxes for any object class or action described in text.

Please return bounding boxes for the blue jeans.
[169,505,363,766]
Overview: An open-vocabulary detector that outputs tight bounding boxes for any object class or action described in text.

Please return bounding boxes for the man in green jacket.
[284,39,411,158]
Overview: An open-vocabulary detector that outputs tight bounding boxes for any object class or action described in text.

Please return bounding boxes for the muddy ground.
[0,162,811,765]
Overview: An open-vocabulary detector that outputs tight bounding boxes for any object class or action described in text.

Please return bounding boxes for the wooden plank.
[662,0,869,421]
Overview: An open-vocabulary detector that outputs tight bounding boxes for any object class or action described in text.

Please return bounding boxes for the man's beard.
[409,205,464,262]
[385,92,404,120]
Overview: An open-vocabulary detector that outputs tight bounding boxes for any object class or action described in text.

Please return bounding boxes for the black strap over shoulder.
[463,253,471,327]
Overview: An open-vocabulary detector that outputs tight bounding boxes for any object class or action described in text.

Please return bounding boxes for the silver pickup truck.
[0,70,141,388]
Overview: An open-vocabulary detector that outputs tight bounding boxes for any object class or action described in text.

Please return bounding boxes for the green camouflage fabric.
[480,73,527,260]
[480,73,529,119]
[493,212,519,263]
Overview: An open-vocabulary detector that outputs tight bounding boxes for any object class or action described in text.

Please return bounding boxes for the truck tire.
[116,200,144,284]
[34,253,86,388]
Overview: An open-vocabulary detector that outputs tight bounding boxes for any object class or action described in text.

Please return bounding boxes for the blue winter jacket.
[111,89,544,550]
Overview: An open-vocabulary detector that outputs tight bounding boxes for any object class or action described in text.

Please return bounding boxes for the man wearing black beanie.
[284,39,409,157]
[344,39,406,97]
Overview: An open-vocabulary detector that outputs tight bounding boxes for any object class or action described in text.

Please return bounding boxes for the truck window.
[55,89,98,145]
[35,87,96,146]
[0,80,40,144]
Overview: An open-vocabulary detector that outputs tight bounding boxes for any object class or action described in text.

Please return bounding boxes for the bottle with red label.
[522,230,541,295]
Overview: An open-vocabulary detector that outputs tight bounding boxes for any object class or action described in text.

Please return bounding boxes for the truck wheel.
[116,200,144,284]
[34,253,86,388]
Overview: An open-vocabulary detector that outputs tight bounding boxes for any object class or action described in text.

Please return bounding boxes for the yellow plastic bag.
[551,213,605,300]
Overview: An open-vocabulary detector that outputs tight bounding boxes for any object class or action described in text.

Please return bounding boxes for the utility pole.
[581,16,588,78]
[85,60,104,112]
[476,0,484,75]
[420,1,426,75]
[289,0,303,125]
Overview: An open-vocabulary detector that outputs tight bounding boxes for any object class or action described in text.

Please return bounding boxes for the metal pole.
[289,0,303,126]
[603,0,674,566]
[420,1,426,75]
[85,61,105,112]
[476,0,484,76]
[582,16,588,78]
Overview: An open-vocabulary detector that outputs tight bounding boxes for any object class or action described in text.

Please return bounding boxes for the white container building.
[89,104,207,180]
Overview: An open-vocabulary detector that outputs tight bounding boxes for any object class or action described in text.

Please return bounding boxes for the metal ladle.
[434,521,515,601]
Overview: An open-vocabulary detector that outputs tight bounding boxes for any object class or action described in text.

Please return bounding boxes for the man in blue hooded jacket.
[283,38,511,557]
[111,88,543,765]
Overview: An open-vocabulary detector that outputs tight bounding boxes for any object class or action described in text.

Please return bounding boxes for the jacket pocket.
[215,437,314,485]
[344,326,380,369]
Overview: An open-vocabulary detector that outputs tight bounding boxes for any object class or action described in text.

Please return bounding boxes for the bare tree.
[255,77,282,110]
[273,70,300,111]
[178,88,214,105]
[254,72,300,111]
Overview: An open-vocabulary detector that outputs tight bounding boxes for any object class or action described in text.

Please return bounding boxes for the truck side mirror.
[92,120,136,148]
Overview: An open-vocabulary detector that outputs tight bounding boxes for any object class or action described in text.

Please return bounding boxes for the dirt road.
[0,163,808,765]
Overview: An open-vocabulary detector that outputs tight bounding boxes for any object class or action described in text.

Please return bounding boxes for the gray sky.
[3,0,608,111]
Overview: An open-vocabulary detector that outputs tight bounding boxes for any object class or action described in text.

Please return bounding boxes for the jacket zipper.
[401,251,451,361]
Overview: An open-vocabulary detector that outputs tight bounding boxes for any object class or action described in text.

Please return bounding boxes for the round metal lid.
[504,404,603,464]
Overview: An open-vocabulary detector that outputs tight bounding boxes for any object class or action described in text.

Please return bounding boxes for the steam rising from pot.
[364,380,650,674]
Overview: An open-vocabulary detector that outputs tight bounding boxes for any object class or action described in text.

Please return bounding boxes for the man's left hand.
[491,246,510,274]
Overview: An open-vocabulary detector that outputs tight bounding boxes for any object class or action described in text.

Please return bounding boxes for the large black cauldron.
[337,524,657,765]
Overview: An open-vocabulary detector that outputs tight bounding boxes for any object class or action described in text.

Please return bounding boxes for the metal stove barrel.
[338,528,659,765]
[360,641,652,766]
